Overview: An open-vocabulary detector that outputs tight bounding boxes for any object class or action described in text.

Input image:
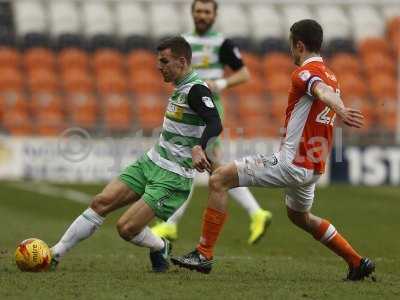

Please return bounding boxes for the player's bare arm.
[205,38,249,93]
[206,66,250,92]
[313,81,364,128]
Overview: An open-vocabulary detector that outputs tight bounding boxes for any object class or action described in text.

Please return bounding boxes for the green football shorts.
[119,154,193,221]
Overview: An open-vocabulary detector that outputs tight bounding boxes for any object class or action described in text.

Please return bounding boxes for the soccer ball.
[15,238,52,272]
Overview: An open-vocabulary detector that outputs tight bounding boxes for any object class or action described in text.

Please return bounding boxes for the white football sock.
[51,208,104,260]
[228,187,261,215]
[166,184,195,225]
[130,227,165,252]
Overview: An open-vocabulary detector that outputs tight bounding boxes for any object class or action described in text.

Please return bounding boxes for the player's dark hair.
[191,0,218,12]
[157,36,192,64]
[290,19,323,52]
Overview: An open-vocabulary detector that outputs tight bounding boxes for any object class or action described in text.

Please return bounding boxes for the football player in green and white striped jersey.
[152,0,272,245]
[49,37,222,273]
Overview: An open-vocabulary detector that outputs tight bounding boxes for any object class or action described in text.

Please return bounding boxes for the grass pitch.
[1,182,399,299]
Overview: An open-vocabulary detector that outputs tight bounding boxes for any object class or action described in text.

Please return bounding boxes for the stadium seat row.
[0,1,398,139]
[0,35,397,97]
[13,1,400,42]
[0,44,397,137]
[0,84,394,137]
[0,92,168,136]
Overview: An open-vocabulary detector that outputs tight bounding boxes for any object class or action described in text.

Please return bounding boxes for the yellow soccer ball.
[15,238,52,272]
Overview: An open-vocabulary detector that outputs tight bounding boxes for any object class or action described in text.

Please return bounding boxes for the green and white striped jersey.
[182,30,225,81]
[147,71,207,178]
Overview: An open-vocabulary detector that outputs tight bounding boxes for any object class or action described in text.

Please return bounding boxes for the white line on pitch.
[7,182,92,204]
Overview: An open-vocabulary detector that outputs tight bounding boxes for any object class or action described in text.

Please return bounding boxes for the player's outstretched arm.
[223,66,250,88]
[313,82,364,128]
[206,66,250,92]
[206,39,250,93]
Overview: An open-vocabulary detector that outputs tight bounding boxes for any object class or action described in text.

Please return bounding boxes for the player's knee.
[286,207,310,231]
[209,168,228,192]
[90,193,113,216]
[116,220,137,241]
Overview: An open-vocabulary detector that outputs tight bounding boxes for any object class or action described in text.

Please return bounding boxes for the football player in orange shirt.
[171,19,375,281]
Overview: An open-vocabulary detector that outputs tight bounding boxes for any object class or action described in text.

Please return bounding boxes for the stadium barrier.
[331,146,400,185]
[2,136,398,186]
[0,134,334,185]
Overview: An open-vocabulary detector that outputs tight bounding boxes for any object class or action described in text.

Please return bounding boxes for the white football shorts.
[235,152,321,212]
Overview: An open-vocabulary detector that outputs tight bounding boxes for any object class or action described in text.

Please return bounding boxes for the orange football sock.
[313,219,362,268]
[196,207,227,260]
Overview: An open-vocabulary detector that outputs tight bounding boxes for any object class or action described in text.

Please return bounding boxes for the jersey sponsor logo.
[175,94,186,104]
[299,70,311,81]
[200,55,210,67]
[202,96,215,108]
[166,103,183,120]
[200,45,213,67]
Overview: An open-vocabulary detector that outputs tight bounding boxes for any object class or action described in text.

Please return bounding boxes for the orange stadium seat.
[31,92,63,115]
[369,73,397,100]
[126,50,157,72]
[265,73,291,96]
[241,52,262,76]
[96,70,127,95]
[387,17,400,57]
[344,98,374,132]
[0,94,4,119]
[0,47,20,69]
[363,53,396,77]
[358,37,391,58]
[1,93,32,135]
[269,94,288,125]
[237,94,267,118]
[329,53,361,76]
[374,96,396,131]
[387,16,400,41]
[93,49,124,73]
[31,93,65,136]
[136,93,165,132]
[23,47,55,71]
[379,111,396,131]
[35,111,66,136]
[231,76,265,96]
[0,92,29,116]
[67,93,98,130]
[0,68,23,93]
[27,68,58,93]
[2,109,33,136]
[390,32,400,56]
[262,53,294,77]
[222,115,240,139]
[241,116,279,138]
[58,48,90,72]
[62,69,94,93]
[136,93,166,115]
[220,94,237,118]
[103,94,133,132]
[337,73,367,99]
[129,70,163,94]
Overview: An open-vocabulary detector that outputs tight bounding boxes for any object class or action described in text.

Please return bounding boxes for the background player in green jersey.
[48,37,222,273]
[152,0,272,245]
